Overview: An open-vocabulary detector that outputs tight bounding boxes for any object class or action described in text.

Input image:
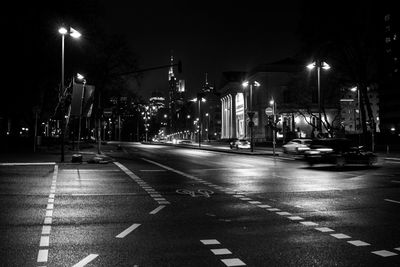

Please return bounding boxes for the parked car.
[229,138,251,149]
[282,138,312,154]
[303,138,377,167]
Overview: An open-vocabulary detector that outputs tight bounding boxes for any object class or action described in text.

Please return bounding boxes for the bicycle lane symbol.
[176,189,214,198]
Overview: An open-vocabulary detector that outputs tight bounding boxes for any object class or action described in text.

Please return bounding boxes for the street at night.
[1,143,400,266]
[2,1,400,266]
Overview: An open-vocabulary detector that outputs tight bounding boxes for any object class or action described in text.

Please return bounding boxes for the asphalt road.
[1,143,400,266]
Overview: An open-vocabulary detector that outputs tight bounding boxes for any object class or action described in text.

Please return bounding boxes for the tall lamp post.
[191,94,206,148]
[242,80,260,152]
[76,73,86,151]
[269,98,277,156]
[205,113,211,141]
[307,60,330,135]
[58,26,81,162]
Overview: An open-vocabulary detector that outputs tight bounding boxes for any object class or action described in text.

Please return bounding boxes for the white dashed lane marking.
[140,158,400,260]
[331,233,351,239]
[200,240,246,266]
[149,205,166,215]
[71,254,99,267]
[116,223,141,238]
[300,221,319,226]
[37,164,58,265]
[221,258,246,266]
[347,240,370,246]
[211,248,232,255]
[315,227,335,233]
[114,161,170,205]
[371,250,398,257]
[200,239,221,245]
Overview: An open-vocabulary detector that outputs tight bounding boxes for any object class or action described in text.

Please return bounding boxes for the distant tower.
[202,72,214,92]
[168,51,177,110]
[168,53,175,81]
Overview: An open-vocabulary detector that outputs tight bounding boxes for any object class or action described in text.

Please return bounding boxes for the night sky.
[97,1,302,99]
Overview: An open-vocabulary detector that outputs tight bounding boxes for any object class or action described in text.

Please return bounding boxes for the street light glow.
[254,81,260,87]
[70,27,82,38]
[242,81,249,88]
[306,62,316,70]
[350,86,357,92]
[58,27,68,35]
[322,62,331,70]
[77,73,85,80]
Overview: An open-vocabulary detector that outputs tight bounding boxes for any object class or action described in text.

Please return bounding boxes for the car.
[230,138,251,149]
[303,138,377,167]
[282,138,312,154]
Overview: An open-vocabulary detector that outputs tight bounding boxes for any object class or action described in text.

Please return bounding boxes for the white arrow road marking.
[116,223,141,238]
[72,254,99,267]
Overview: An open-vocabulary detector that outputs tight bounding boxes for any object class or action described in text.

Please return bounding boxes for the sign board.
[265,107,273,116]
[103,108,113,117]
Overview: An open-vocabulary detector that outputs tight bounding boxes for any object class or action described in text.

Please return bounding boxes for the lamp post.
[58,26,81,162]
[307,60,330,135]
[270,98,276,156]
[205,113,211,142]
[76,73,86,151]
[350,86,362,144]
[242,80,260,152]
[191,94,206,148]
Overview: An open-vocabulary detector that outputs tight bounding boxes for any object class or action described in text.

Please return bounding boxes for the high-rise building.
[167,52,185,132]
[380,5,400,134]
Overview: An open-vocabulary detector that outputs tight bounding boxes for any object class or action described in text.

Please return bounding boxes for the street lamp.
[191,95,206,147]
[205,113,211,142]
[269,98,277,156]
[58,26,81,162]
[76,73,86,151]
[242,80,260,152]
[307,60,330,135]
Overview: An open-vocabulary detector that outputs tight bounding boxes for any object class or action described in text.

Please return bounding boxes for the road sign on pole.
[265,107,273,116]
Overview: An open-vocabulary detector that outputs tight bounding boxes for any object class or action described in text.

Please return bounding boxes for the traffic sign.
[265,107,273,115]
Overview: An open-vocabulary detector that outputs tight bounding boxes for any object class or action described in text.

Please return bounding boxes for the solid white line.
[37,249,48,262]
[70,193,139,196]
[140,158,198,180]
[116,223,141,238]
[149,205,166,214]
[0,162,56,166]
[72,254,99,267]
[385,198,400,204]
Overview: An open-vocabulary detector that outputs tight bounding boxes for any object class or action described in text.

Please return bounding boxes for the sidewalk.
[0,143,114,164]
